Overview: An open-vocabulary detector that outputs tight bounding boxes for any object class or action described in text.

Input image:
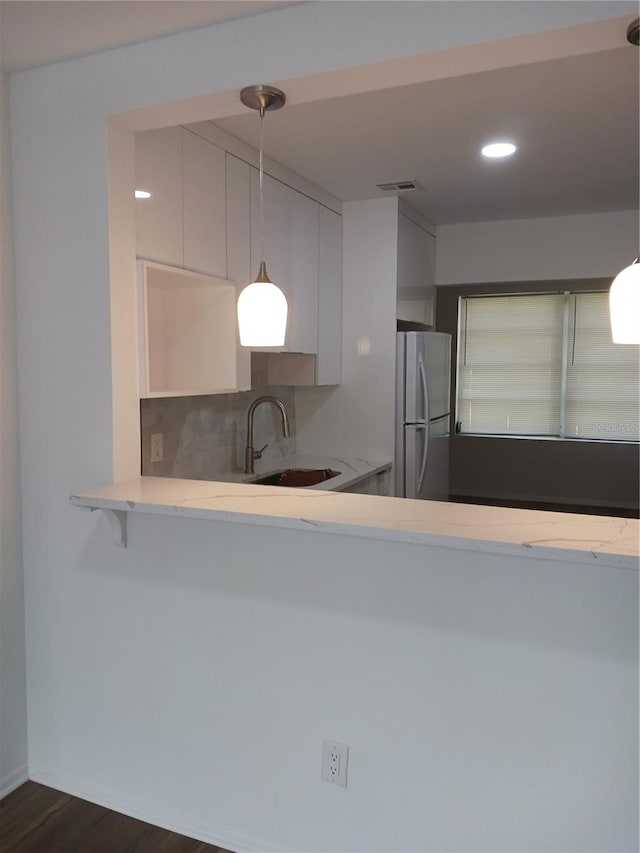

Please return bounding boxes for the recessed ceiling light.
[481,142,517,159]
[135,189,152,199]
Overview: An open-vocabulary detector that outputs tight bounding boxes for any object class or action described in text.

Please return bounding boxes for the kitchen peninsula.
[71,476,639,568]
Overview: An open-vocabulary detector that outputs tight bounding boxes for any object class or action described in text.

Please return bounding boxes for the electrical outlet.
[150,433,163,463]
[321,740,349,787]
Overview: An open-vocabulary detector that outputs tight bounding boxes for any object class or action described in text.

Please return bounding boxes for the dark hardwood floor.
[0,782,231,853]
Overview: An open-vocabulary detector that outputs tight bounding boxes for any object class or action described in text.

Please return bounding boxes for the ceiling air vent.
[376,179,424,194]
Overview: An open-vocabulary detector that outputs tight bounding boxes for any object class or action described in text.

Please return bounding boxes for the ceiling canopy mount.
[240,84,286,114]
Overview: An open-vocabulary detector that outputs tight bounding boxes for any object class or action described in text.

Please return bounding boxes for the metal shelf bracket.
[93,508,127,548]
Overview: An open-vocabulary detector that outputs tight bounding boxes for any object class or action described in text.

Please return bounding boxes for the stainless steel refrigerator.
[395,330,452,500]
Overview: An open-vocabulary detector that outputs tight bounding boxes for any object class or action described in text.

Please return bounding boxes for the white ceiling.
[0,1,298,72]
[2,1,638,226]
[216,42,640,225]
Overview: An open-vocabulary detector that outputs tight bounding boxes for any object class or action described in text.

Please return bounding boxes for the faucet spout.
[245,396,291,475]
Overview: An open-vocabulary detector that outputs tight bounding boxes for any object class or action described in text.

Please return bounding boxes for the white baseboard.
[0,764,29,800]
[28,765,282,853]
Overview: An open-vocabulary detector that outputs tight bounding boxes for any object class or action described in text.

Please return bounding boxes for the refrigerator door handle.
[418,423,428,493]
[404,422,425,499]
[419,354,429,423]
[417,355,430,495]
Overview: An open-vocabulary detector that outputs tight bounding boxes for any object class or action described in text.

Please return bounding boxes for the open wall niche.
[138,260,238,397]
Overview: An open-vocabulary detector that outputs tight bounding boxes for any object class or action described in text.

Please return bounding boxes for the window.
[456,291,639,441]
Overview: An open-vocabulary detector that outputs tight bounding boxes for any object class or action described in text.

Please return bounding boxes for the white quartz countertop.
[215,453,391,491]
[70,475,639,569]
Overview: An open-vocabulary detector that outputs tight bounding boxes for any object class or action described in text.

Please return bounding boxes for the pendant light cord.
[259,106,265,264]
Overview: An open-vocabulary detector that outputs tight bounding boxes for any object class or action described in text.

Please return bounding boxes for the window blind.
[457,291,639,441]
[566,292,640,441]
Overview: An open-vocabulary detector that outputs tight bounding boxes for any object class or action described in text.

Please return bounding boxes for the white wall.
[29,514,640,853]
[9,1,639,848]
[436,209,640,284]
[0,64,28,795]
[296,197,399,460]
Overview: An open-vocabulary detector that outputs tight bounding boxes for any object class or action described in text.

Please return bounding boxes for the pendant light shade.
[237,84,288,348]
[610,27,640,344]
[609,258,640,344]
[237,262,288,346]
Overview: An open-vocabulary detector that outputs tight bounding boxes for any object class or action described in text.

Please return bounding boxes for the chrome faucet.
[244,396,291,475]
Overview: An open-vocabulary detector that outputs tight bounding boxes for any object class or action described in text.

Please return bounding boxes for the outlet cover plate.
[321,739,349,787]
[150,433,163,463]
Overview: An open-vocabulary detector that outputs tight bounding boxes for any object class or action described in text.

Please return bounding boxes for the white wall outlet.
[150,433,163,463]
[321,739,349,787]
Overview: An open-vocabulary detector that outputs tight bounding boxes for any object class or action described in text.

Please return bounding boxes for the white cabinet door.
[317,206,342,385]
[182,130,227,279]
[266,205,343,386]
[225,153,252,391]
[135,127,183,267]
[250,170,319,354]
[397,211,435,295]
[397,211,435,326]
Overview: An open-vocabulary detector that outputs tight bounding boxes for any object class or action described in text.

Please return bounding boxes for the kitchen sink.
[250,468,341,487]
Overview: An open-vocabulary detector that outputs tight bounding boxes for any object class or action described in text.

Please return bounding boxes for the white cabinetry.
[135,125,343,392]
[225,153,252,391]
[135,128,227,279]
[266,204,342,386]
[135,127,183,269]
[250,171,319,354]
[182,130,227,278]
[340,469,391,496]
[137,261,237,398]
[396,208,435,326]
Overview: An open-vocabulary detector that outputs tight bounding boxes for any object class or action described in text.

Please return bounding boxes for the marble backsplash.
[141,356,296,479]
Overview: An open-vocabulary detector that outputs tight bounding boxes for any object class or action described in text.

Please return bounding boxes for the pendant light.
[608,23,640,344]
[610,258,640,344]
[237,84,288,347]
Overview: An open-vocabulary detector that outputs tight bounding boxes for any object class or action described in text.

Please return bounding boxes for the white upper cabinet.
[397,210,435,296]
[182,130,227,278]
[135,128,227,279]
[265,206,342,386]
[135,126,183,269]
[225,153,252,391]
[396,209,436,326]
[250,172,343,384]
[250,170,319,354]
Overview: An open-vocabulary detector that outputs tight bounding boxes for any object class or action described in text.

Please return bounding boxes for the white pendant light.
[237,84,288,347]
[608,21,640,344]
[610,258,640,344]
